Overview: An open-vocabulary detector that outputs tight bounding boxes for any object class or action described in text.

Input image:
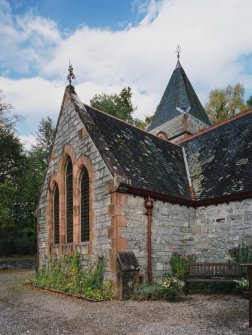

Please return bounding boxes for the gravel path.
[0,270,251,335]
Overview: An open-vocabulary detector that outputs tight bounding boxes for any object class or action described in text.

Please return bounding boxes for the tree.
[247,95,252,108]
[28,117,55,203]
[0,90,30,255]
[0,90,55,256]
[205,83,247,124]
[23,116,56,242]
[0,128,25,184]
[32,116,55,172]
[0,89,22,130]
[0,90,25,184]
[90,87,136,123]
[90,87,147,129]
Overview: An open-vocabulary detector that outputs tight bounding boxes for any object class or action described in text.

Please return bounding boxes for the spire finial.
[67,60,76,86]
[175,45,181,60]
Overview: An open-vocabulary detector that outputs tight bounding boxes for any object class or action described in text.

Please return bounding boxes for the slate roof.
[70,89,191,201]
[147,61,212,131]
[68,87,252,205]
[181,111,252,201]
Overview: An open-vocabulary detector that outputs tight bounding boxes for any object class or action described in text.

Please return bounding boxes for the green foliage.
[247,95,252,108]
[90,87,146,129]
[228,242,252,263]
[31,253,112,300]
[131,275,184,301]
[0,109,55,256]
[235,278,249,292]
[0,90,36,255]
[131,283,164,301]
[170,252,197,279]
[189,282,236,293]
[205,83,247,124]
[0,89,22,130]
[83,256,105,290]
[0,90,24,184]
[31,117,55,171]
[0,182,36,256]
[160,274,185,301]
[0,120,25,185]
[90,87,135,123]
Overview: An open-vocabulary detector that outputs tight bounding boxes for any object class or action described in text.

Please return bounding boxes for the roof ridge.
[177,108,252,144]
[67,86,182,150]
[83,102,182,148]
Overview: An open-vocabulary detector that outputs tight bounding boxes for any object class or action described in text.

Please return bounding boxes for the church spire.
[147,50,211,132]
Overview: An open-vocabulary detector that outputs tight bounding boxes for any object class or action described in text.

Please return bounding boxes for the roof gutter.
[118,185,252,208]
[195,191,252,207]
[121,185,194,206]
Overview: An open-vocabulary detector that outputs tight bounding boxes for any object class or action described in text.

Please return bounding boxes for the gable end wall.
[37,91,114,277]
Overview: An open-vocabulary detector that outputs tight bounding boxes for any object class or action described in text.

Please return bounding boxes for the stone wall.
[120,194,252,281]
[120,195,195,280]
[149,113,209,142]
[37,89,114,277]
[191,199,252,261]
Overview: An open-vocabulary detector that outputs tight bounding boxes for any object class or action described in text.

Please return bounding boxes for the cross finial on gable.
[67,61,76,86]
[175,45,181,60]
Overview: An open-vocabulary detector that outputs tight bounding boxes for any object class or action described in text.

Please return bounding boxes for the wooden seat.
[184,262,242,294]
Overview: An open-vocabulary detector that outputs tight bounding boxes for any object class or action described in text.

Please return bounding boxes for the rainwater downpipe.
[144,196,154,284]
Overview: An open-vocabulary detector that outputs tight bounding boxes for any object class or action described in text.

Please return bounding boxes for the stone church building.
[37,58,252,298]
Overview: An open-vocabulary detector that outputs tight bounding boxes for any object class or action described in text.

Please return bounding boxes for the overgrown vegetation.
[131,274,184,302]
[170,252,197,279]
[160,273,185,300]
[131,283,164,301]
[228,242,252,263]
[30,253,112,300]
[235,278,249,293]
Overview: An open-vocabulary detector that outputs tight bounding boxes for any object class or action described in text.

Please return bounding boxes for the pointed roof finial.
[175,45,182,68]
[176,45,181,60]
[67,60,76,86]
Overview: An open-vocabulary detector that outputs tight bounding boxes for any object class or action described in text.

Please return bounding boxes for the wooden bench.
[184,262,242,294]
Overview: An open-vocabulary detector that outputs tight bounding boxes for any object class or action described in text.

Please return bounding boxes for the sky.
[1,0,252,148]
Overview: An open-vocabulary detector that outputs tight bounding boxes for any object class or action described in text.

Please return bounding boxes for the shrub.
[131,283,164,301]
[131,275,184,301]
[159,274,185,301]
[170,252,197,279]
[235,278,249,292]
[228,242,252,263]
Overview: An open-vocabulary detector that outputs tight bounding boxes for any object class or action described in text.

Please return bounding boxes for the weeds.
[228,242,252,263]
[130,283,164,301]
[170,252,197,279]
[30,253,112,300]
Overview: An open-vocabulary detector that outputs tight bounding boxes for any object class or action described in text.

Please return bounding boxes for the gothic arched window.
[53,184,60,244]
[65,156,73,243]
[80,167,89,242]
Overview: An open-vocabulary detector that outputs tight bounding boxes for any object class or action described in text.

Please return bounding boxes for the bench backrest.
[187,263,242,277]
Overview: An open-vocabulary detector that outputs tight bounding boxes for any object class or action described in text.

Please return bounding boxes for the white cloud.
[0,0,61,75]
[0,76,64,134]
[19,134,37,151]
[1,0,252,136]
